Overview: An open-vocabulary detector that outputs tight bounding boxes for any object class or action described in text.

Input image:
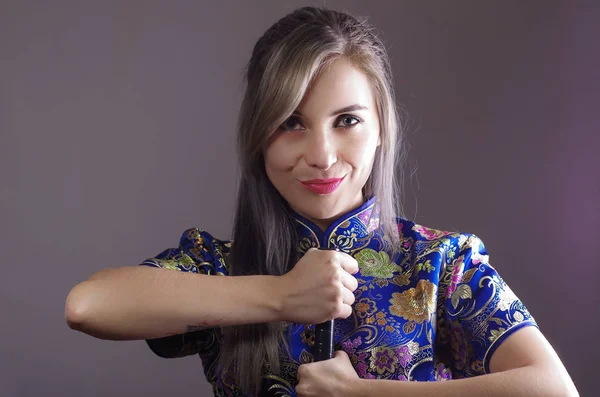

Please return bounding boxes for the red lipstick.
[299,177,345,195]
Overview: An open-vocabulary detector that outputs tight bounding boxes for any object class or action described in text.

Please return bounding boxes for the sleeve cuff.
[483,320,539,373]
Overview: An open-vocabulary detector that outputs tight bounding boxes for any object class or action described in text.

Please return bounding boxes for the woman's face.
[263,57,381,231]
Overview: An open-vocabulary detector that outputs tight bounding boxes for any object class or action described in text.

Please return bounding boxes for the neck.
[293,192,366,232]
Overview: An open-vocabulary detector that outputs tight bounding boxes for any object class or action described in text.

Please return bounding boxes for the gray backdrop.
[1,1,598,396]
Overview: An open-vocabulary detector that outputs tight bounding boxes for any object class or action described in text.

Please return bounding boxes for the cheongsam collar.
[291,195,380,254]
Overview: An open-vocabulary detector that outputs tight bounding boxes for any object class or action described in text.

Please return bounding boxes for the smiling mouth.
[298,176,345,195]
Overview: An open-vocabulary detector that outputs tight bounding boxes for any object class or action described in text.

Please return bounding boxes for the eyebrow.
[293,104,369,118]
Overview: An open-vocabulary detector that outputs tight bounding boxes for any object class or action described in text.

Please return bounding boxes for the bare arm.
[64,265,284,341]
[347,327,578,397]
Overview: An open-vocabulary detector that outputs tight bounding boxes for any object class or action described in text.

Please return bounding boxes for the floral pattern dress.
[138,196,537,396]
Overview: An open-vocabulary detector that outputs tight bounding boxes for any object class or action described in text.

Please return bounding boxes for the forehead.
[297,58,376,115]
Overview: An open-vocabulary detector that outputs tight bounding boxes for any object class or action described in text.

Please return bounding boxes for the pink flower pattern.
[395,345,412,368]
[372,348,397,373]
[446,256,465,298]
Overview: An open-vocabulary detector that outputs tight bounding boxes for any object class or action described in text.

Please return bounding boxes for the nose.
[304,129,337,171]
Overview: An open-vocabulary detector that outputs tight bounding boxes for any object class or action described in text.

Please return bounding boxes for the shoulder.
[179,228,232,275]
[394,217,491,281]
[140,227,232,275]
[178,228,232,257]
[397,217,484,253]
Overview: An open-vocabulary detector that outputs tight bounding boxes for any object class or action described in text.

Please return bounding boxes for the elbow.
[555,383,580,397]
[545,363,580,397]
[64,282,94,331]
[535,365,580,397]
[65,268,122,330]
[562,381,580,397]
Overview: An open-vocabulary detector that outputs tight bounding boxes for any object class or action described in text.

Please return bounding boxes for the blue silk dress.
[138,196,537,396]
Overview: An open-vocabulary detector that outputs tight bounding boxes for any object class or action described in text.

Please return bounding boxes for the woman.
[65,6,578,397]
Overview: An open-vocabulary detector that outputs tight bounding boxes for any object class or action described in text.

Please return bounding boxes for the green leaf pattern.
[355,248,402,279]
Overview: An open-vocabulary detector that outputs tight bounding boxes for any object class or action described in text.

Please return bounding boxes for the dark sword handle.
[312,247,340,361]
[313,319,334,361]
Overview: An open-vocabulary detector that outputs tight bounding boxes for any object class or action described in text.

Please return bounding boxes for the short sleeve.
[139,228,231,276]
[138,228,231,358]
[437,234,538,377]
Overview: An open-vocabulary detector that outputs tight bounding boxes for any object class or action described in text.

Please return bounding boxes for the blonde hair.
[221,6,408,394]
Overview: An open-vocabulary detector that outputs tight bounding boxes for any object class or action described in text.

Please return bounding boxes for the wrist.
[344,377,369,397]
[262,274,288,322]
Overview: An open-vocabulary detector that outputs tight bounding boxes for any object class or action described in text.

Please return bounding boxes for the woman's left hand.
[296,350,361,397]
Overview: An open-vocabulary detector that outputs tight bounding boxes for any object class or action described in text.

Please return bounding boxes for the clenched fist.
[275,248,359,324]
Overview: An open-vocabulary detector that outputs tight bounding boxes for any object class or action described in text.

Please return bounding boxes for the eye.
[336,115,362,129]
[279,116,304,132]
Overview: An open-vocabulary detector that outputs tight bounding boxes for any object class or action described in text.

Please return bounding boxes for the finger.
[337,252,359,275]
[342,286,355,306]
[340,271,358,292]
[338,303,353,319]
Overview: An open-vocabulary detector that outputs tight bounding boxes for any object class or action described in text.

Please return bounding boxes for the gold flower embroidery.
[369,346,398,374]
[390,271,411,287]
[488,327,506,344]
[300,328,315,347]
[355,298,378,318]
[180,253,196,267]
[407,341,420,355]
[389,280,437,323]
[497,284,518,312]
[514,311,524,322]
[156,259,181,271]
[331,231,357,251]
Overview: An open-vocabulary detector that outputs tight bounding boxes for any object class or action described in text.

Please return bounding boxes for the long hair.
[219,6,408,394]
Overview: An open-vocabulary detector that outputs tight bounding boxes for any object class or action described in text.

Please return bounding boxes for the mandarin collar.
[291,196,380,254]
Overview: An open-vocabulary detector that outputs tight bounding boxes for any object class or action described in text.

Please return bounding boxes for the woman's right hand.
[276,248,359,324]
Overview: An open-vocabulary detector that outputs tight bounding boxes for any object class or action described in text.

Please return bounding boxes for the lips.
[299,176,345,195]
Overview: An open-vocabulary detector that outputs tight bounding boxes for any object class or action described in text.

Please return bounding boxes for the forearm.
[350,365,578,397]
[65,266,283,340]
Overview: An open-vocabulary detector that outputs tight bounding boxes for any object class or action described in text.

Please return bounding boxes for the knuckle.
[325,256,337,267]
[332,268,343,281]
[297,365,307,377]
[333,286,343,300]
[326,269,340,285]
[328,289,341,307]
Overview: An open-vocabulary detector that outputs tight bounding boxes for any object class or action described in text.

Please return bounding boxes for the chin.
[290,195,345,220]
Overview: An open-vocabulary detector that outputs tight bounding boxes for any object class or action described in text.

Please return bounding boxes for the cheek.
[264,135,300,173]
[344,131,379,168]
